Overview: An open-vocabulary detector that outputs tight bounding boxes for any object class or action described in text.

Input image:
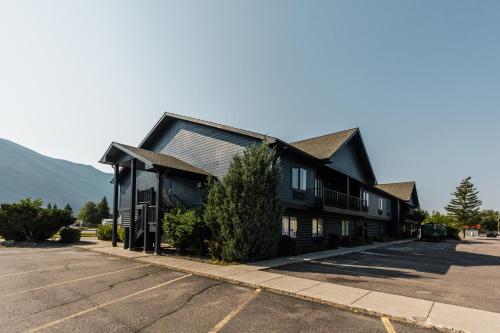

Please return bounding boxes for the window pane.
[282,216,289,236]
[314,179,322,197]
[342,220,349,236]
[318,219,323,237]
[312,218,317,237]
[290,217,297,238]
[300,168,307,191]
[292,168,299,189]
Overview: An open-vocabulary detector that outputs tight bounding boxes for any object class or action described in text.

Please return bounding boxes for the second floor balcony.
[322,188,369,213]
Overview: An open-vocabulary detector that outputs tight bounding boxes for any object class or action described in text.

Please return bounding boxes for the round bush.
[97,224,113,240]
[59,228,81,243]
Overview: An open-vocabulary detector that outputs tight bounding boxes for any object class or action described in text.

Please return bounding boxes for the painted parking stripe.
[27,274,192,333]
[208,289,261,333]
[0,258,116,278]
[4,264,150,297]
[381,316,397,333]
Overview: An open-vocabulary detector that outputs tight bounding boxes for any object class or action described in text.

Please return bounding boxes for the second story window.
[378,197,384,215]
[314,179,323,197]
[292,167,307,191]
[361,190,370,206]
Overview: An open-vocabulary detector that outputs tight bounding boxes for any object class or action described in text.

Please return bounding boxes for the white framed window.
[282,216,298,238]
[362,190,370,206]
[290,217,297,238]
[314,179,323,197]
[312,218,323,237]
[292,167,307,191]
[282,216,289,236]
[342,220,350,236]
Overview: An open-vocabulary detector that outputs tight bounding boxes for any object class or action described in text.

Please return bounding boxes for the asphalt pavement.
[0,246,437,333]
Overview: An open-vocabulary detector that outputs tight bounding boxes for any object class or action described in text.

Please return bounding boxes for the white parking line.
[27,274,192,333]
[0,258,116,278]
[208,289,261,333]
[5,264,150,297]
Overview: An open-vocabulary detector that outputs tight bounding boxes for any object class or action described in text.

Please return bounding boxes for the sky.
[0,0,499,212]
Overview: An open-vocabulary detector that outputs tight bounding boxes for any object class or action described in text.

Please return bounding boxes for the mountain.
[0,138,112,212]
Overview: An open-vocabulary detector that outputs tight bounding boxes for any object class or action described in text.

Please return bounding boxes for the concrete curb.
[73,240,500,333]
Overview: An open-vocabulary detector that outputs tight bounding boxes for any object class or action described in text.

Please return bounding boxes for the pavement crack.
[133,282,224,333]
[29,271,157,316]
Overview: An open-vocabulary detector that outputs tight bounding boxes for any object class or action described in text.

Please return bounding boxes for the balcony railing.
[323,188,368,213]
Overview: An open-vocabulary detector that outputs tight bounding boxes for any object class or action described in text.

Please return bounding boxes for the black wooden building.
[100,113,421,253]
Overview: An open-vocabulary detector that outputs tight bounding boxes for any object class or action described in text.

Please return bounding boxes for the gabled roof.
[290,128,358,160]
[375,181,417,202]
[140,112,277,148]
[100,142,211,176]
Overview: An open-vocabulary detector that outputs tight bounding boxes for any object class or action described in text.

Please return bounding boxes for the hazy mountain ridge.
[0,138,112,212]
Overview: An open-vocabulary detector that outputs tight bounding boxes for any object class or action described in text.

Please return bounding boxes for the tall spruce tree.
[64,203,73,216]
[204,142,283,262]
[96,196,110,220]
[445,177,482,236]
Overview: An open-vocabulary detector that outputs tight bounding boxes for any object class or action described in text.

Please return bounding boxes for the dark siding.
[145,119,260,178]
[367,220,381,236]
[283,209,369,246]
[170,176,203,206]
[278,155,317,207]
[326,135,373,184]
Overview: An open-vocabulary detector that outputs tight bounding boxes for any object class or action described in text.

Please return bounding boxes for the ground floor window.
[312,218,323,238]
[282,216,298,238]
[342,220,350,236]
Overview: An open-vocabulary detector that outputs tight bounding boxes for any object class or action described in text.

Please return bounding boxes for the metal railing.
[323,188,368,213]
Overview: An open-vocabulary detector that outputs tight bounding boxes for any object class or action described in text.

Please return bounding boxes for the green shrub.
[163,207,209,255]
[328,234,340,249]
[204,142,283,262]
[59,228,81,243]
[277,235,296,256]
[118,226,125,242]
[446,226,461,240]
[97,224,113,240]
[97,225,124,242]
[0,199,73,242]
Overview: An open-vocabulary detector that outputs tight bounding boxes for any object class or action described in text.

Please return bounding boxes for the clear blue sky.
[0,0,498,212]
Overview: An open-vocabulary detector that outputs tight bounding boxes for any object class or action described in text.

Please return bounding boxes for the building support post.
[346,176,350,196]
[129,158,137,250]
[112,164,119,247]
[154,171,163,255]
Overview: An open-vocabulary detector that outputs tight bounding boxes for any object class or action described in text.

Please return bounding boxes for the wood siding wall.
[326,135,373,184]
[145,119,259,178]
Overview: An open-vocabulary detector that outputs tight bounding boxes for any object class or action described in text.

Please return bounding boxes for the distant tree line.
[423,177,499,235]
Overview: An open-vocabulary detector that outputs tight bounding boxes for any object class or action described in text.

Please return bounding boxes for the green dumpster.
[421,223,447,242]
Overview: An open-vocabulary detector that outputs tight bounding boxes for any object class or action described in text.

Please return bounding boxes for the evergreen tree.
[64,203,73,216]
[445,177,482,236]
[96,196,110,220]
[47,203,52,210]
[204,142,283,262]
[52,203,58,210]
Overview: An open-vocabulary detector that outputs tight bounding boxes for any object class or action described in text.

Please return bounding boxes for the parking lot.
[269,238,500,313]
[0,246,437,333]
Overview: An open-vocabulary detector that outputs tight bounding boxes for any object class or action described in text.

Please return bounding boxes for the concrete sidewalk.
[75,240,500,333]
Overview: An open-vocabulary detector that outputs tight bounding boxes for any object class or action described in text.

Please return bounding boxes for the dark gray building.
[100,113,421,253]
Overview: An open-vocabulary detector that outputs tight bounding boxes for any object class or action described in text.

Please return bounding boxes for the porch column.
[112,164,119,247]
[129,158,137,250]
[346,176,350,196]
[154,171,163,255]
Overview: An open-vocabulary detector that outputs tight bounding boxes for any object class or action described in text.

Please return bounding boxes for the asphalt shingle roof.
[290,128,358,159]
[375,181,416,201]
[111,143,212,176]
